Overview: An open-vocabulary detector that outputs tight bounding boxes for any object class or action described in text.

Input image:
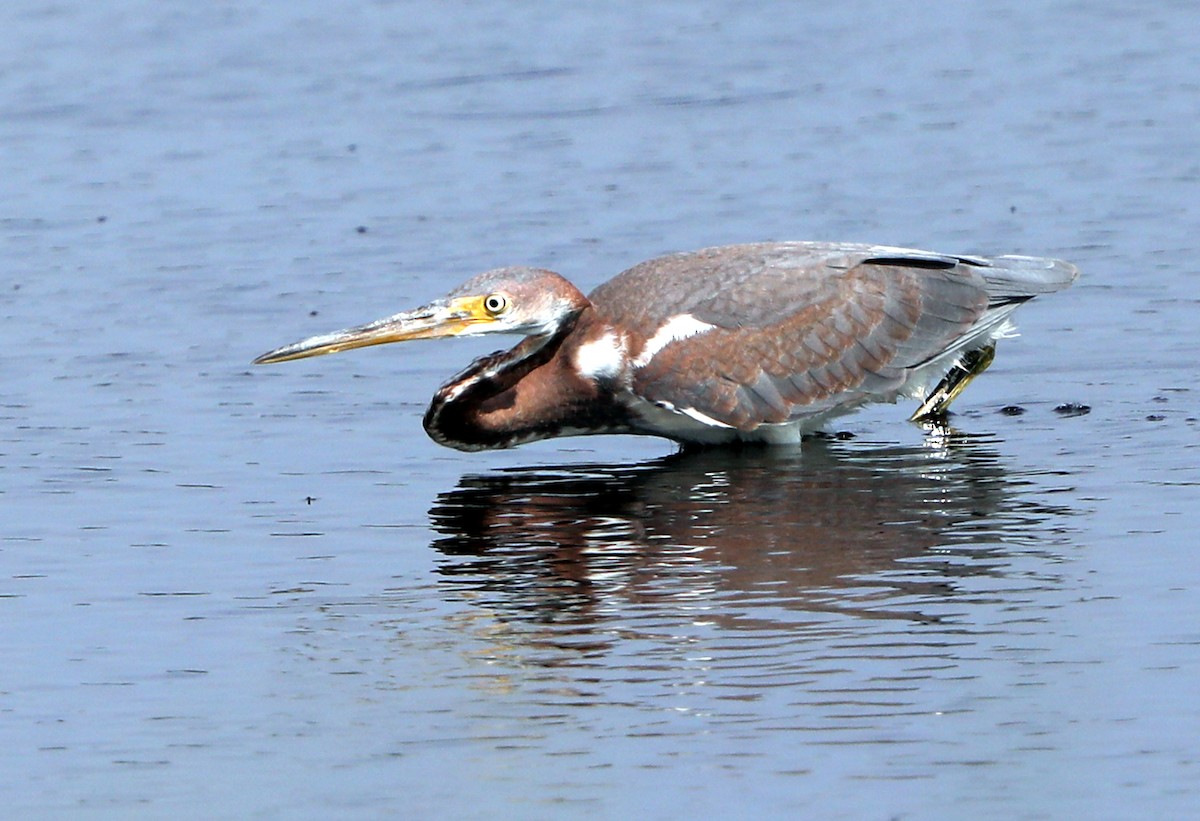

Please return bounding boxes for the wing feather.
[590,242,1069,430]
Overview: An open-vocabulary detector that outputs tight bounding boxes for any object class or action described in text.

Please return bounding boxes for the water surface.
[3,1,1199,818]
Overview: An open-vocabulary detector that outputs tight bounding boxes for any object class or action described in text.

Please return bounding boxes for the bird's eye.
[483,294,509,316]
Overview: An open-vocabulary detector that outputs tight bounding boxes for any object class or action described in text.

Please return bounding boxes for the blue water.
[3,1,1199,818]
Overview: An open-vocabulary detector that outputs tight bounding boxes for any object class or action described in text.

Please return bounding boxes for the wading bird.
[254,242,1077,451]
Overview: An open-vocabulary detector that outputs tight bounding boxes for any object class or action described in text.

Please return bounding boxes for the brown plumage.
[253,242,1078,451]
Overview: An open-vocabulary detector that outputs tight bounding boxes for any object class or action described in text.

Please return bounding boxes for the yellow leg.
[910,343,997,422]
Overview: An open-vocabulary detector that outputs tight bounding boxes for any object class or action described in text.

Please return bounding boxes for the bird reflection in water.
[429,434,1070,634]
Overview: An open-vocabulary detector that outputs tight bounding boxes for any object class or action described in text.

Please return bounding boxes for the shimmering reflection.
[422,435,1082,762]
[416,433,1091,775]
[432,434,1070,630]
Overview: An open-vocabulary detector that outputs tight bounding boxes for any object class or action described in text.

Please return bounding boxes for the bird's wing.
[593,243,1004,429]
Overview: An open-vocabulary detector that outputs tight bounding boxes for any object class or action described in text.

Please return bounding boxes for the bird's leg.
[910,343,997,422]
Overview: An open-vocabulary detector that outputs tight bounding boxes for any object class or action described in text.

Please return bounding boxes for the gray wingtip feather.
[982,255,1080,298]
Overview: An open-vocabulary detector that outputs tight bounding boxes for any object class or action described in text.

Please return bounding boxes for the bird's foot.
[909,343,996,422]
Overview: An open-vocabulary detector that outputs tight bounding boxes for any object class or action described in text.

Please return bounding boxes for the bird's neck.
[423,309,632,451]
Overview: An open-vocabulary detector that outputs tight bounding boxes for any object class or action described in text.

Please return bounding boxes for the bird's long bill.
[252,296,490,365]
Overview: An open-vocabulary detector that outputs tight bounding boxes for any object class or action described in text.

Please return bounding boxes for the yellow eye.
[483,294,509,316]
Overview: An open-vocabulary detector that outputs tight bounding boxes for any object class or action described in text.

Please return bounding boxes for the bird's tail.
[981,255,1080,302]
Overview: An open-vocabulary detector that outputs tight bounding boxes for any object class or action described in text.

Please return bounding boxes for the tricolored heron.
[253,242,1077,451]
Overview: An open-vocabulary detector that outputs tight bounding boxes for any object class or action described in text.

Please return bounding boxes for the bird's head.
[253,267,588,365]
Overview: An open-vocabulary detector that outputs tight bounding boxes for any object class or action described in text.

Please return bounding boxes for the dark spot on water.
[1146,414,1166,421]
[347,143,357,152]
[806,430,857,441]
[999,405,1026,416]
[96,215,107,223]
[1010,205,1017,213]
[1054,403,1091,417]
[356,225,368,234]
[1152,395,1169,402]
[305,496,316,505]
[309,310,319,317]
